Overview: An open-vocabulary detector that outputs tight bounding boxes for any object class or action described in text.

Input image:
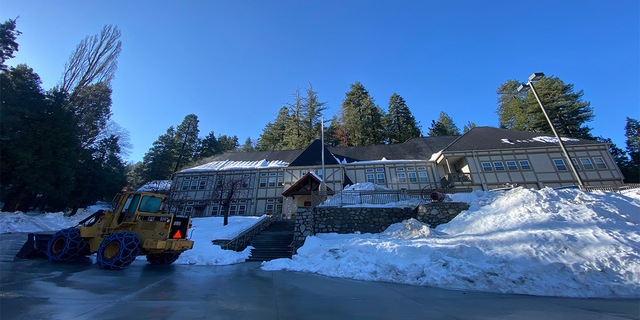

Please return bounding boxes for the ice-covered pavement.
[263,187,640,298]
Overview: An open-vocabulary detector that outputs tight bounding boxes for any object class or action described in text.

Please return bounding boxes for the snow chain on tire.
[46,227,87,262]
[97,231,141,270]
[146,252,181,266]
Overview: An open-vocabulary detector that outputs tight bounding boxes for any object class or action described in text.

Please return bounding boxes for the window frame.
[366,174,375,183]
[397,172,407,183]
[418,172,429,182]
[519,160,532,170]
[593,157,607,169]
[493,162,506,171]
[376,173,386,184]
[580,158,594,170]
[506,161,518,171]
[553,159,568,171]
[481,162,493,172]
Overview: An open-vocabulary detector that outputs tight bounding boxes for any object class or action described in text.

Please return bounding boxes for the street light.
[517,72,585,187]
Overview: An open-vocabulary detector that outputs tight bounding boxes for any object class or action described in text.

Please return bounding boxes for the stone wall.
[293,202,470,247]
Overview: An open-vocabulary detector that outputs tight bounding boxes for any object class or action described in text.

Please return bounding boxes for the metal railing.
[441,173,473,188]
[580,183,640,193]
[211,215,276,251]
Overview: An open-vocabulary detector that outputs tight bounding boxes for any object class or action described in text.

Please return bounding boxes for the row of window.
[481,157,607,173]
[183,202,283,216]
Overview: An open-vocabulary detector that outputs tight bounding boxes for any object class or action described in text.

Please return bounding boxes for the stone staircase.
[246,219,295,262]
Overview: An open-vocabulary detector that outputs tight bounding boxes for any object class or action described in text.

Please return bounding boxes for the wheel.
[46,228,87,262]
[146,252,181,266]
[420,187,446,203]
[97,231,141,270]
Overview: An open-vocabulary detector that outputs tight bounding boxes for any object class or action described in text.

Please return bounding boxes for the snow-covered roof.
[181,159,289,172]
[345,158,428,165]
[137,180,172,191]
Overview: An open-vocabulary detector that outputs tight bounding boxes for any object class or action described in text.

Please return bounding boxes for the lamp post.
[517,72,585,187]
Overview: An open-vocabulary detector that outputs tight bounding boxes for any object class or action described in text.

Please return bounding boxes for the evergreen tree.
[385,93,421,144]
[142,127,178,182]
[624,117,640,182]
[217,135,239,152]
[195,131,221,160]
[0,64,78,212]
[463,121,477,133]
[240,137,256,152]
[173,114,200,172]
[283,88,307,149]
[302,83,328,145]
[326,115,349,147]
[0,18,21,70]
[339,82,385,146]
[497,76,594,139]
[428,111,460,136]
[258,106,290,150]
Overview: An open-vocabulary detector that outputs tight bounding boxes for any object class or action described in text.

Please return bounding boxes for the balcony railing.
[441,173,473,188]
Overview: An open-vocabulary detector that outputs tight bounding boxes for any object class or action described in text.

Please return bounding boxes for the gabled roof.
[281,172,334,197]
[289,139,341,167]
[442,127,604,152]
[329,135,459,162]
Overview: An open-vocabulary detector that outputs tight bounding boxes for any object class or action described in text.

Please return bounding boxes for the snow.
[181,159,288,172]
[263,187,640,298]
[137,180,172,192]
[3,186,640,298]
[1,205,264,266]
[320,182,426,208]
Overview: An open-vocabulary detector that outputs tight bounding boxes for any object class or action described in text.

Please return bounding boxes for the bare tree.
[212,174,250,226]
[60,24,122,95]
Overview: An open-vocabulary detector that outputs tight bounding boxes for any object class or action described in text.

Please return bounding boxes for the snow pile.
[263,187,640,298]
[2,206,264,266]
[0,205,102,234]
[137,180,172,192]
[171,215,265,265]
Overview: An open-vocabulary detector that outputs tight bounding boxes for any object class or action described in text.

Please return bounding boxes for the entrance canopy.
[282,172,334,197]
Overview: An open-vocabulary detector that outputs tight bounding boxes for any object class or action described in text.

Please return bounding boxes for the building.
[169,127,624,217]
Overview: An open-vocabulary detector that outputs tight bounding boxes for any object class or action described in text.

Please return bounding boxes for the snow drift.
[263,187,640,298]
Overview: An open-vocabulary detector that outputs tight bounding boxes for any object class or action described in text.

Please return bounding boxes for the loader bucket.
[15,233,54,258]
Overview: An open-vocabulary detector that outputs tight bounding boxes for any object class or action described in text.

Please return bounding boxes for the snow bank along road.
[1,232,639,320]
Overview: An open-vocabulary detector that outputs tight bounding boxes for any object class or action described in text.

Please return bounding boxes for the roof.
[329,136,459,162]
[442,127,604,152]
[281,172,334,197]
[181,159,288,172]
[288,139,341,167]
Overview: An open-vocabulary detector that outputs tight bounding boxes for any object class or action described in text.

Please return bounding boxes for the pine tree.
[497,76,594,139]
[142,126,178,181]
[173,114,200,172]
[624,117,640,182]
[195,131,221,160]
[385,93,421,144]
[302,83,328,145]
[428,111,460,136]
[240,137,255,152]
[339,82,385,146]
[283,88,307,149]
[258,106,290,150]
[463,121,477,133]
[0,18,21,70]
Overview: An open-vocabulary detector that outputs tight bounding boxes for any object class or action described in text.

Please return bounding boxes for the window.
[408,172,418,183]
[572,158,581,170]
[376,168,384,172]
[192,176,199,180]
[276,204,283,213]
[238,205,247,215]
[277,177,283,186]
[139,196,163,213]
[317,169,323,178]
[190,181,198,190]
[266,204,274,213]
[376,173,386,184]
[268,177,276,187]
[417,167,426,171]
[553,159,567,171]
[278,172,283,176]
[199,181,206,190]
[580,158,594,170]
[593,157,607,169]
[493,162,506,171]
[197,201,205,205]
[519,160,532,170]
[184,177,191,180]
[366,169,374,173]
[267,199,275,203]
[397,172,407,183]
[396,167,405,171]
[185,206,193,215]
[260,173,268,177]
[182,181,190,191]
[239,199,247,203]
[418,172,428,182]
[242,178,250,188]
[506,161,518,171]
[229,205,237,215]
[482,162,493,172]
[269,172,277,176]
[259,178,267,188]
[366,174,375,183]
[211,206,219,215]
[407,167,415,171]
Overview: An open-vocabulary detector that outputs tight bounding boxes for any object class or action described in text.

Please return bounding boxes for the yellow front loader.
[17,191,194,270]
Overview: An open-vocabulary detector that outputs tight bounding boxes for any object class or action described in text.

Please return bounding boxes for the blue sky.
[3,0,638,163]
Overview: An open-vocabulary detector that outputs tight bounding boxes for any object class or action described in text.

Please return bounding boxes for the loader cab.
[114,192,167,224]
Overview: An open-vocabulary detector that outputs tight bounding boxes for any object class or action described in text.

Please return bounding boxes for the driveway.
[1,233,638,320]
